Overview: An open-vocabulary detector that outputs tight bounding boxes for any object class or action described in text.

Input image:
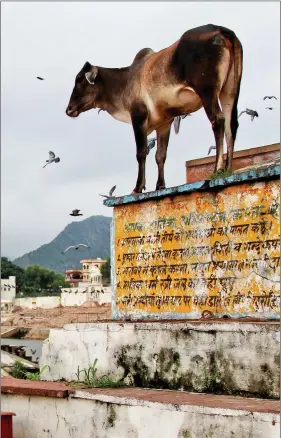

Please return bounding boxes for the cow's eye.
[76,77,83,84]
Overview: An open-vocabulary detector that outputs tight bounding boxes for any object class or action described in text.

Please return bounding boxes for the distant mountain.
[13,215,111,274]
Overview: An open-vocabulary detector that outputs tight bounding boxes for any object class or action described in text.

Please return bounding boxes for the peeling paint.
[112,178,279,319]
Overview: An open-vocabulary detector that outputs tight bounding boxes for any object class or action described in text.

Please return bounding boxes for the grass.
[10,360,50,381]
[74,359,124,389]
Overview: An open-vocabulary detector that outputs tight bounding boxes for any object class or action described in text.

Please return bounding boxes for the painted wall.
[113,179,280,320]
[61,289,111,306]
[14,296,60,309]
[2,392,279,438]
[1,276,16,301]
[41,321,280,398]
[13,288,111,309]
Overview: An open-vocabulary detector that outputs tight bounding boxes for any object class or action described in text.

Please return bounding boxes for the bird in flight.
[208,145,216,155]
[265,107,275,110]
[43,151,60,168]
[99,185,117,199]
[147,138,156,156]
[173,114,191,135]
[263,96,277,100]
[61,244,90,254]
[37,77,45,81]
[69,209,83,217]
[238,108,259,121]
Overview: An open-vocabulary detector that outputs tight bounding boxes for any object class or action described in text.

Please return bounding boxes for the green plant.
[209,169,232,181]
[96,376,124,388]
[10,360,27,379]
[25,365,50,381]
[10,361,50,381]
[75,359,124,389]
[82,359,99,387]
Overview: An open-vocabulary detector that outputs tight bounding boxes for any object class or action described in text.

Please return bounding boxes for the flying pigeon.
[69,209,83,217]
[147,138,156,155]
[208,145,216,155]
[61,244,90,254]
[31,349,36,355]
[173,114,191,135]
[263,96,277,100]
[99,185,117,199]
[37,77,45,81]
[238,108,259,121]
[265,107,275,110]
[43,151,60,168]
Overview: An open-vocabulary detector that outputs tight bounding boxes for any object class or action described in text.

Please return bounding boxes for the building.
[65,258,107,286]
[61,265,111,306]
[1,276,16,301]
[1,276,16,318]
[64,269,83,287]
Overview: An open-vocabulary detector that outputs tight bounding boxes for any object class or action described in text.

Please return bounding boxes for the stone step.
[41,320,280,399]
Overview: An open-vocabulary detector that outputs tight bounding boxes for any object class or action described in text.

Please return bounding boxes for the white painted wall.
[14,296,60,309]
[13,287,111,309]
[2,392,279,438]
[61,287,111,307]
[41,322,280,398]
[1,276,16,301]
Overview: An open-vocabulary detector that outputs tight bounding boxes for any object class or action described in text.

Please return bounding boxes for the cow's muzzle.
[66,105,79,118]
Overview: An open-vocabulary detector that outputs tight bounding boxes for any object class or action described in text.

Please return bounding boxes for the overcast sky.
[2,2,280,260]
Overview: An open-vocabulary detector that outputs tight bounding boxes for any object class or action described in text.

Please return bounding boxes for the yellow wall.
[114,180,280,317]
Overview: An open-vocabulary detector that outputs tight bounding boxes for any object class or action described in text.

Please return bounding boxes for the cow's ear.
[85,67,98,85]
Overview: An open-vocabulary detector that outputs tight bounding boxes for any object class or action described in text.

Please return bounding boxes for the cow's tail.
[219,26,243,142]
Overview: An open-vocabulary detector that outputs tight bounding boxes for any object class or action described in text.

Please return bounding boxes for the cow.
[66,24,243,194]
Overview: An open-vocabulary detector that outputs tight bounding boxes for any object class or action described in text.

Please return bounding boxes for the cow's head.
[66,62,101,118]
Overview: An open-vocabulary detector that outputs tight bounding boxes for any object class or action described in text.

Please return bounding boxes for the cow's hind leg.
[200,90,225,172]
[155,121,172,191]
[219,64,240,171]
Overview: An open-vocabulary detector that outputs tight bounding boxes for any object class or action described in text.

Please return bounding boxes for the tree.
[23,265,68,296]
[101,258,111,283]
[1,257,25,291]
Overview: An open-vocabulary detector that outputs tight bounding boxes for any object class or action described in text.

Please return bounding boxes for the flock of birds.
[38,78,91,254]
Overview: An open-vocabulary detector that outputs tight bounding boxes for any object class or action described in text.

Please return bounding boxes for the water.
[1,338,44,363]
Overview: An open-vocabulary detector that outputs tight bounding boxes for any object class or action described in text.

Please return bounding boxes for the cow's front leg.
[131,103,148,194]
[155,121,172,191]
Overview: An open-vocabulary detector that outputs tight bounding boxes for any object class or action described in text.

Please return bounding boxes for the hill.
[13,215,111,274]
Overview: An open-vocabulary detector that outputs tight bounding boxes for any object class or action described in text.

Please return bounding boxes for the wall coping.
[72,387,280,416]
[2,380,279,417]
[53,320,280,333]
[185,143,280,168]
[104,164,280,207]
[1,377,74,399]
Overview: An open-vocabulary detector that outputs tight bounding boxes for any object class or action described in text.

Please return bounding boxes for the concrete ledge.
[104,163,280,207]
[1,377,74,398]
[74,387,280,415]
[2,389,280,438]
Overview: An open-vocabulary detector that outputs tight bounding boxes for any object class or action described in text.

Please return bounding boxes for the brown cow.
[66,24,243,193]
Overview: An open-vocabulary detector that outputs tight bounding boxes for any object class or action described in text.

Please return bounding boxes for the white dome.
[89,266,101,276]
[89,265,102,286]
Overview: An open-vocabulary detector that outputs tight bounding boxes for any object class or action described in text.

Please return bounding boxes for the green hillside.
[13,215,111,274]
